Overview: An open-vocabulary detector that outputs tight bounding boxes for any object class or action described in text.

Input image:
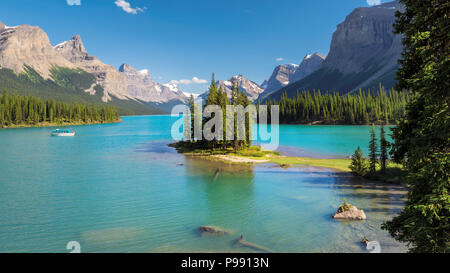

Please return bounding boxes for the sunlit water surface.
[0,116,406,253]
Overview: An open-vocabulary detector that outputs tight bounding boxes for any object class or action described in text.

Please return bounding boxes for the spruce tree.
[369,124,378,174]
[188,94,195,141]
[231,80,239,152]
[379,125,389,173]
[349,146,369,176]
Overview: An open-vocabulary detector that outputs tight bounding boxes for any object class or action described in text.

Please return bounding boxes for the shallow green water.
[0,115,406,253]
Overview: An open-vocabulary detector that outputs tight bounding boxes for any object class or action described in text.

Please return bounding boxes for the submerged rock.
[333,205,367,220]
[361,237,370,246]
[278,163,291,169]
[198,225,230,236]
[233,235,272,253]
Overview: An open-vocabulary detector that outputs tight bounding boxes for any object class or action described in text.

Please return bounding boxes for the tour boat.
[51,129,75,137]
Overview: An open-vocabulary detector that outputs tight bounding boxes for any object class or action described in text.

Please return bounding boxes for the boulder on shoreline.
[198,225,231,236]
[332,204,366,220]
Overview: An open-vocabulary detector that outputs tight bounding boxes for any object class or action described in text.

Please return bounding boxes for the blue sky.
[1,0,385,93]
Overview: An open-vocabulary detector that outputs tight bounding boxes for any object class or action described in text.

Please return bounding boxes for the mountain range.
[0,22,187,115]
[0,1,403,112]
[259,53,326,100]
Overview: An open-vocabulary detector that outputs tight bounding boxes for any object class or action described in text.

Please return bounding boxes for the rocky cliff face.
[265,1,403,101]
[118,63,187,103]
[0,23,77,78]
[261,64,298,97]
[259,53,325,100]
[291,53,325,82]
[322,1,402,89]
[54,35,131,102]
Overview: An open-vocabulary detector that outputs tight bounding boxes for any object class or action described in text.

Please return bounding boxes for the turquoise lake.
[0,115,407,253]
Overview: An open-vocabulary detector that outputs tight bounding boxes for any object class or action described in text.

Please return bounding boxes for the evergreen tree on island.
[368,124,378,174]
[379,125,389,173]
[349,146,369,177]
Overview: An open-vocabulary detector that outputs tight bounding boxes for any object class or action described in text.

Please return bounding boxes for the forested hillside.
[0,67,164,116]
[0,91,120,127]
[263,86,408,125]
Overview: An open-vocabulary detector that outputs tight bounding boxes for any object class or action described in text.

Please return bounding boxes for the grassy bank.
[169,142,406,181]
[169,142,352,171]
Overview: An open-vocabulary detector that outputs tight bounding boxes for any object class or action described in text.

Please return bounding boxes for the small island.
[170,141,352,172]
[170,77,405,178]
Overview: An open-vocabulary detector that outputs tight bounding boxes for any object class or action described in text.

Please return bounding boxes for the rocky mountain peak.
[257,53,326,100]
[258,63,298,98]
[323,1,402,74]
[304,53,325,61]
[118,63,136,73]
[70,35,86,53]
[291,53,326,83]
[0,22,5,32]
[263,1,403,101]
[119,63,152,84]
[0,23,76,78]
[204,75,264,101]
[118,63,186,103]
[54,34,94,63]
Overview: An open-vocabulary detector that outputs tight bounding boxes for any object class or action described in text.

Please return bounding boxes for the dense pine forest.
[263,86,408,125]
[0,91,120,128]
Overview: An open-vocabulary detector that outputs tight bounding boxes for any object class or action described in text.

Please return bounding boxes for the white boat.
[51,129,75,136]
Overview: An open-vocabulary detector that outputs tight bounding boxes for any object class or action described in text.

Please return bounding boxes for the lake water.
[0,115,407,253]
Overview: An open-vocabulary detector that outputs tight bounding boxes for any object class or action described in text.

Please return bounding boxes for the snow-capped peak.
[139,69,150,76]
[284,63,299,69]
[183,92,200,99]
[303,53,326,61]
[4,25,18,30]
[223,80,232,86]
[53,40,69,50]
[163,82,180,93]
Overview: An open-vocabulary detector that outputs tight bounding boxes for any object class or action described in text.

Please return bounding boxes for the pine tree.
[379,125,389,173]
[188,94,195,141]
[231,79,239,152]
[349,146,369,176]
[368,124,378,174]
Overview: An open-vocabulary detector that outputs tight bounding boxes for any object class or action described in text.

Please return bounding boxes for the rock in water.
[333,206,367,220]
[198,226,230,236]
[361,237,370,246]
[233,235,272,253]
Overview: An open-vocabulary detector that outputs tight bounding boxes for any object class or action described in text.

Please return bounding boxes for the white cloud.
[169,77,208,85]
[366,0,381,6]
[114,0,144,14]
[276,57,284,62]
[67,0,81,5]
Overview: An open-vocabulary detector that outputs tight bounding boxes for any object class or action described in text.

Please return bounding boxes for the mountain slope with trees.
[263,1,403,101]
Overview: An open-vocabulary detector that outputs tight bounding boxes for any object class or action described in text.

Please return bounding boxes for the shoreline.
[1,119,122,129]
[182,151,352,172]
